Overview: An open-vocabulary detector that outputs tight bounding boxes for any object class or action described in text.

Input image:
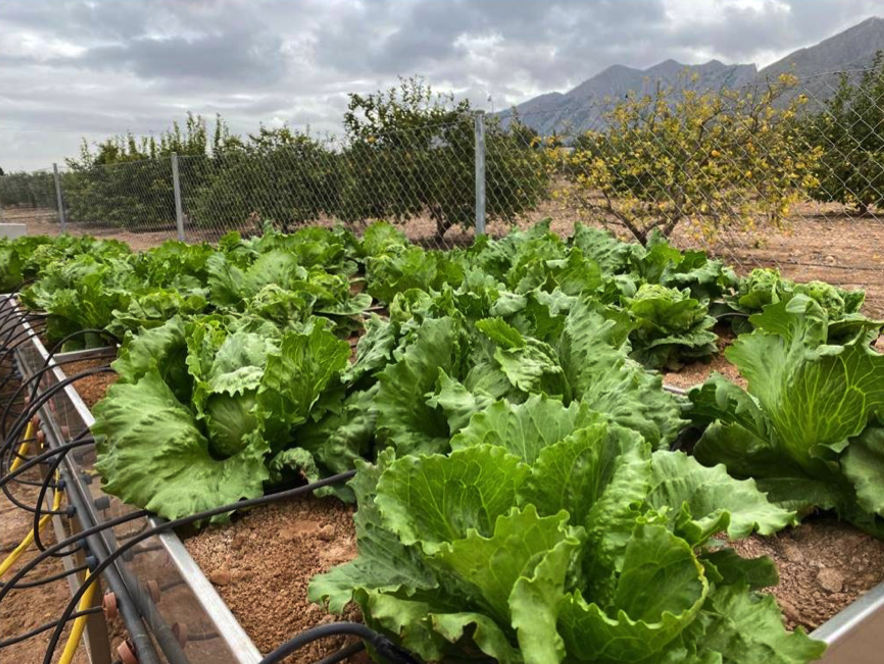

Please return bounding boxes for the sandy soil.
[184,495,365,664]
[732,515,884,632]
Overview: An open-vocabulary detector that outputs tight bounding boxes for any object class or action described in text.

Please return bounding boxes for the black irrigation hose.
[0,438,93,519]
[0,367,113,477]
[0,562,90,590]
[0,607,102,648]
[38,471,359,664]
[0,317,50,394]
[44,327,118,360]
[0,316,48,368]
[258,623,418,664]
[0,437,94,491]
[54,465,163,664]
[1,365,107,455]
[3,435,36,470]
[314,641,366,664]
[0,350,116,439]
[0,507,148,596]
[31,445,73,555]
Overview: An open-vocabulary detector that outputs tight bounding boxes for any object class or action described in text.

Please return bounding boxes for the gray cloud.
[0,0,881,171]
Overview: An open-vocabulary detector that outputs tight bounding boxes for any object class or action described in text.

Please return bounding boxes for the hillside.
[500,16,884,134]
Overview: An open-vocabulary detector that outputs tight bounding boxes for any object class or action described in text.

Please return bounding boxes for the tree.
[563,74,820,244]
[62,114,213,228]
[188,125,340,232]
[804,52,884,215]
[341,78,551,242]
[0,171,56,208]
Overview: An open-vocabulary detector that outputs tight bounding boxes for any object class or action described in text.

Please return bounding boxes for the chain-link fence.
[1,63,883,309]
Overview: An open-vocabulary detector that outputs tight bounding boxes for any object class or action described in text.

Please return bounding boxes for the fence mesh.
[1,64,883,310]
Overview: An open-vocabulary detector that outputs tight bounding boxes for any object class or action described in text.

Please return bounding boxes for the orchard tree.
[62,114,212,228]
[804,52,884,215]
[341,78,551,242]
[0,170,56,208]
[189,125,340,232]
[564,74,820,244]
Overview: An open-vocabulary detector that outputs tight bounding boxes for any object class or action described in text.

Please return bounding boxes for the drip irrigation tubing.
[0,301,411,664]
[258,623,417,664]
[34,471,358,664]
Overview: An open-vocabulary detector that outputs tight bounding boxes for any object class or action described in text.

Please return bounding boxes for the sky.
[0,0,881,171]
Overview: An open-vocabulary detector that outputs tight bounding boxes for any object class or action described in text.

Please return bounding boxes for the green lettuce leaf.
[690,295,884,526]
[93,368,269,520]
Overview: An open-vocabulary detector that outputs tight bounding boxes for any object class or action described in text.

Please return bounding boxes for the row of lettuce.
[2,223,883,664]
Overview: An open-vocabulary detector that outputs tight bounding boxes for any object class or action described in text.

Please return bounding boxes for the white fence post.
[171,153,185,242]
[474,110,486,236]
[53,163,66,232]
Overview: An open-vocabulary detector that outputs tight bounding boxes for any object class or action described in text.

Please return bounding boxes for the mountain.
[499,16,884,135]
[499,60,757,134]
[756,16,884,106]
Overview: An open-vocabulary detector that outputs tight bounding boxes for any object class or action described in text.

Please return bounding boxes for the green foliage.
[185,127,342,233]
[804,51,884,214]
[311,398,815,664]
[565,74,819,244]
[626,283,718,370]
[94,315,350,520]
[689,295,884,533]
[0,170,56,208]
[341,77,551,240]
[62,113,210,228]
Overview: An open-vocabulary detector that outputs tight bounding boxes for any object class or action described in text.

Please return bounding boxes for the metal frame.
[6,297,884,663]
[6,298,261,664]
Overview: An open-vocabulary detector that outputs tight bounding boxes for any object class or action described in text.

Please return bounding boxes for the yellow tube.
[0,479,62,579]
[58,570,98,664]
[9,421,34,472]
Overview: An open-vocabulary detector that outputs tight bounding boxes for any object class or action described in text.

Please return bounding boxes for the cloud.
[0,0,880,170]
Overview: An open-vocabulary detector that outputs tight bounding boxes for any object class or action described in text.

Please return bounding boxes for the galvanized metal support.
[474,110,486,236]
[53,163,66,232]
[171,153,185,242]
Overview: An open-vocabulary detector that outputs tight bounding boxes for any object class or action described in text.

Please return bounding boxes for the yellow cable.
[58,570,98,664]
[0,477,63,579]
[9,421,34,472]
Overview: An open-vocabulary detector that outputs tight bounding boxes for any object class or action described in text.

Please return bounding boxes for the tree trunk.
[851,200,872,217]
[430,205,454,245]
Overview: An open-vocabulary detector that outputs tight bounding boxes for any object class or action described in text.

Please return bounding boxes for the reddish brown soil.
[60,359,117,410]
[184,495,363,664]
[664,325,745,391]
[731,516,884,632]
[0,459,129,663]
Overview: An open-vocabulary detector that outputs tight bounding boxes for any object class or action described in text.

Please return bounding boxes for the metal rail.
[6,297,884,663]
[7,298,262,664]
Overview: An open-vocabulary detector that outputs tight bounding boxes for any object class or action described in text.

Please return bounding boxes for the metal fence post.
[474,110,486,235]
[171,153,185,242]
[53,163,66,232]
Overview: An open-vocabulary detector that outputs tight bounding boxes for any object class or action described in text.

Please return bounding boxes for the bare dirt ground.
[731,514,884,632]
[1,475,91,664]
[184,494,365,664]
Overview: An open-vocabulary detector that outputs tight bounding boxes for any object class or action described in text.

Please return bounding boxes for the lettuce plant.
[93,314,350,520]
[371,297,684,457]
[689,295,884,534]
[311,395,820,664]
[727,268,878,340]
[625,283,718,370]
